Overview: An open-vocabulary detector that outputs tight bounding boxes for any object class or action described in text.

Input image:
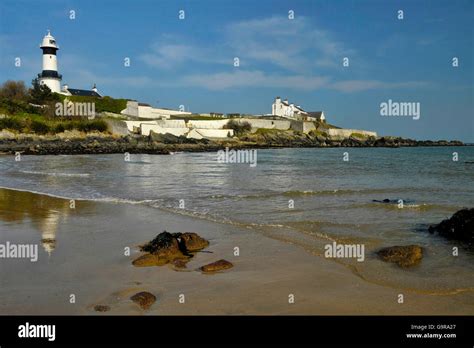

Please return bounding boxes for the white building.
[36,30,62,93]
[271,96,325,122]
[120,100,192,119]
[61,83,102,97]
[35,30,101,96]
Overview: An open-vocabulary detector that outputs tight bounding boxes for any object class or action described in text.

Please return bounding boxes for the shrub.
[0,98,38,115]
[29,79,61,105]
[0,117,24,132]
[53,123,65,133]
[76,119,108,133]
[66,95,127,114]
[225,120,251,136]
[30,120,50,134]
[0,80,28,101]
[0,115,108,135]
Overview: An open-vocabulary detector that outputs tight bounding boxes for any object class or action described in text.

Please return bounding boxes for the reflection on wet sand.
[0,188,93,255]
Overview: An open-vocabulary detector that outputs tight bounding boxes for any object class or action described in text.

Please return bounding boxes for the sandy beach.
[0,187,473,315]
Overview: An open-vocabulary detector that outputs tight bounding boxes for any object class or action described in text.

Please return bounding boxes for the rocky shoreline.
[0,131,466,156]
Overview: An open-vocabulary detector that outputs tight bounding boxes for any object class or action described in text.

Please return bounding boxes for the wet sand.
[0,188,473,315]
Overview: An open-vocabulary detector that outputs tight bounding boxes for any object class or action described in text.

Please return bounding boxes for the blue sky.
[0,0,473,141]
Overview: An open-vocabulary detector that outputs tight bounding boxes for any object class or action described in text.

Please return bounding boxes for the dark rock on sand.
[200,259,234,273]
[130,291,156,310]
[140,231,184,257]
[132,253,172,267]
[428,208,474,247]
[94,304,111,312]
[173,232,210,251]
[376,245,423,268]
[133,231,209,267]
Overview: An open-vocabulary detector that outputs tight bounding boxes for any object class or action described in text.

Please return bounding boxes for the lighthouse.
[36,30,62,93]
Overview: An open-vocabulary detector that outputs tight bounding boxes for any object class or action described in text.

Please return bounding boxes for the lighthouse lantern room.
[36,30,62,93]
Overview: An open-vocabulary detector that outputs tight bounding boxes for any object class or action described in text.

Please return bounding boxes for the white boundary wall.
[187,119,229,129]
[125,121,152,132]
[156,119,187,128]
[186,129,204,139]
[140,124,188,137]
[238,118,291,130]
[194,129,234,138]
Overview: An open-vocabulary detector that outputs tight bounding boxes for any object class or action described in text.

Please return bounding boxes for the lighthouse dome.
[40,30,59,49]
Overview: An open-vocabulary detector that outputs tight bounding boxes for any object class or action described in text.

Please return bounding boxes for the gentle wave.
[356,202,458,212]
[209,187,444,200]
[0,185,155,205]
[19,170,91,177]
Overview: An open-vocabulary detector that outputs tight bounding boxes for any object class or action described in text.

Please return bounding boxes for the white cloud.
[139,16,353,72]
[138,35,228,69]
[225,16,353,71]
[178,70,330,90]
[48,64,431,94]
[330,80,431,92]
[51,17,430,94]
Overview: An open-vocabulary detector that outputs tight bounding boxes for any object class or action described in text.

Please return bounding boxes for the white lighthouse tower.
[36,30,62,93]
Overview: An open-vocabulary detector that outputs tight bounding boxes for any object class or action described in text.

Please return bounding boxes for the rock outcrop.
[428,208,474,247]
[376,245,423,268]
[0,132,463,156]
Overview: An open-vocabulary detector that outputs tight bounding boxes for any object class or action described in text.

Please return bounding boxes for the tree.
[29,79,60,105]
[0,80,28,101]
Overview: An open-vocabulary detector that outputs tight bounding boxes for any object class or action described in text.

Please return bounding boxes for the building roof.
[67,88,101,97]
[308,111,324,118]
[294,105,305,112]
[40,30,59,50]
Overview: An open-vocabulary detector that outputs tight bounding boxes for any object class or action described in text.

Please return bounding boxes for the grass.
[0,99,40,116]
[350,132,369,139]
[309,129,328,137]
[316,121,339,129]
[57,94,128,114]
[0,114,108,135]
[170,114,223,121]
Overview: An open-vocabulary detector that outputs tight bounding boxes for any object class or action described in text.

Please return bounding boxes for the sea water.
[0,146,473,294]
